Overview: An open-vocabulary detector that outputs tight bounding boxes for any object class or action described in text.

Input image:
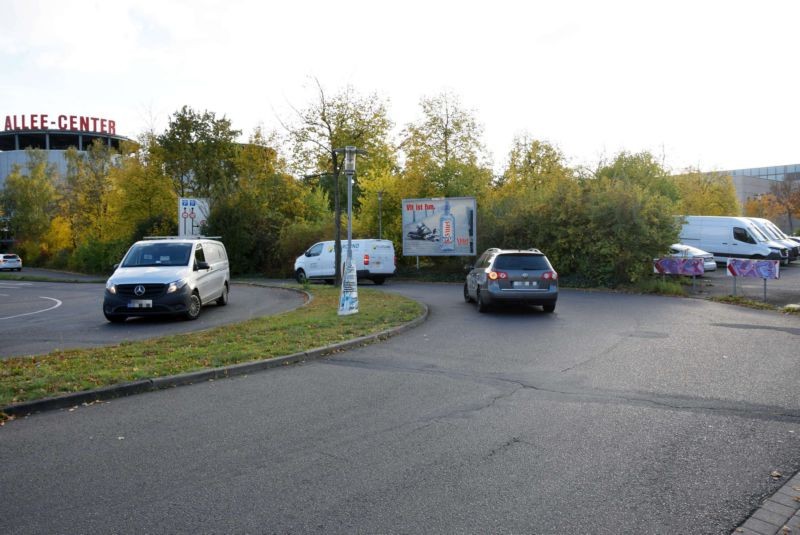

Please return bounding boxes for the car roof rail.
[143,235,222,240]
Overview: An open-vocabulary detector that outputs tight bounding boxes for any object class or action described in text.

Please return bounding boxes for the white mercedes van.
[294,239,396,285]
[747,217,799,262]
[678,216,788,265]
[103,236,230,322]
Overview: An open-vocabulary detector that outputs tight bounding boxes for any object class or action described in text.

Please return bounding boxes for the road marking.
[0,297,63,320]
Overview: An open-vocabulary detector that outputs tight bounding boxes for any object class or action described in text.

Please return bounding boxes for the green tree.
[62,140,117,246]
[285,80,395,283]
[595,151,679,202]
[500,136,571,188]
[0,150,58,262]
[155,105,241,201]
[206,128,312,275]
[105,135,177,242]
[401,92,492,200]
[578,179,678,285]
[673,169,740,216]
[482,137,575,255]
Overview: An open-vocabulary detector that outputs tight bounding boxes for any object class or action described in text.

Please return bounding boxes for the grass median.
[0,284,423,409]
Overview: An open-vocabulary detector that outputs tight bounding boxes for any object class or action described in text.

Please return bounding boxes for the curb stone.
[734,471,800,534]
[1,296,428,418]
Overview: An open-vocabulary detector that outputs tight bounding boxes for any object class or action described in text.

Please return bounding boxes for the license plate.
[129,299,153,308]
[513,281,537,288]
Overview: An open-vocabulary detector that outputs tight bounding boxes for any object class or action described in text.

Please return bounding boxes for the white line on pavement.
[0,297,63,320]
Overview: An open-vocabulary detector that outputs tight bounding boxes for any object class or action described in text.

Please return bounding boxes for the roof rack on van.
[143,236,222,240]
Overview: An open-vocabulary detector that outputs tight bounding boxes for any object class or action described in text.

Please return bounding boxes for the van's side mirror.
[112,263,119,271]
[305,250,311,257]
[196,261,210,270]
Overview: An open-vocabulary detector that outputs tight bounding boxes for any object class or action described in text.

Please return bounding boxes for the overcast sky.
[1,0,797,174]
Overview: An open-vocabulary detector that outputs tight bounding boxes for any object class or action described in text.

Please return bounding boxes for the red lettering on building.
[3,114,119,134]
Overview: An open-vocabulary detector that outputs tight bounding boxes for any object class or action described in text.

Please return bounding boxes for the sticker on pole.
[726,258,780,279]
[338,260,359,315]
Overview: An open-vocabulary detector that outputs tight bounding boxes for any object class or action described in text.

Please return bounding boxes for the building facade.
[724,164,800,207]
[0,113,132,186]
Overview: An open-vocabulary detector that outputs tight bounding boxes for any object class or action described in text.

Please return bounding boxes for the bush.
[68,240,128,275]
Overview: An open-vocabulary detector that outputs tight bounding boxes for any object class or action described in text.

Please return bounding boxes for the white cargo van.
[294,239,396,285]
[748,217,799,262]
[678,216,788,265]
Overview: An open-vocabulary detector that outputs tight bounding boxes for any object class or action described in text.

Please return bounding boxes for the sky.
[1,0,798,174]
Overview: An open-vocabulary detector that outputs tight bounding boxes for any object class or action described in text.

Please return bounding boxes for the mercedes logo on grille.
[134,285,146,296]
[522,273,529,278]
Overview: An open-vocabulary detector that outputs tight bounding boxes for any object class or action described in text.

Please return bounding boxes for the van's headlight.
[167,279,188,294]
[106,282,117,294]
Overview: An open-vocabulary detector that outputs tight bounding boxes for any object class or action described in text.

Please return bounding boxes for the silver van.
[103,236,230,322]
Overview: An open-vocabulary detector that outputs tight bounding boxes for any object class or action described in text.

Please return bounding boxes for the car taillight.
[488,271,508,280]
[542,271,558,280]
[363,254,370,266]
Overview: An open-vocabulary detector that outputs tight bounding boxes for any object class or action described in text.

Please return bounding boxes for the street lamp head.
[344,147,356,174]
[334,146,368,175]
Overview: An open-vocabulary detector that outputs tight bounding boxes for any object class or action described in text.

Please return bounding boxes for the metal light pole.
[377,190,383,240]
[333,146,367,315]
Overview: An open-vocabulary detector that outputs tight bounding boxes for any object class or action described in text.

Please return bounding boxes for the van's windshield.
[767,222,787,239]
[122,243,193,267]
[749,225,769,242]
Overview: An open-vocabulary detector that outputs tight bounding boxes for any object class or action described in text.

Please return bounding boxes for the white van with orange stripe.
[294,239,396,285]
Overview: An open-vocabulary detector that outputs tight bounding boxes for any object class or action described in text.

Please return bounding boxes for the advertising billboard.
[402,197,477,256]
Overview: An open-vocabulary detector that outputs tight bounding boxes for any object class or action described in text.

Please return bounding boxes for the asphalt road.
[0,275,305,358]
[2,282,799,534]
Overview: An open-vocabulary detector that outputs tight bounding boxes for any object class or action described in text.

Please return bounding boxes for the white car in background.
[0,253,22,271]
[669,243,717,272]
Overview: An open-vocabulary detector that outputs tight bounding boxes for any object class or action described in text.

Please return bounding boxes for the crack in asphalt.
[323,357,800,424]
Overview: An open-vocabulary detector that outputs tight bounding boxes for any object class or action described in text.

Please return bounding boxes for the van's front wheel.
[295,269,308,284]
[183,292,202,320]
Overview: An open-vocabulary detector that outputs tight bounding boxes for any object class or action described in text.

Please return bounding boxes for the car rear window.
[493,254,549,270]
[3,254,18,260]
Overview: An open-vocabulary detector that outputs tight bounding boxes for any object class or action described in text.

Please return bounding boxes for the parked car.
[668,244,717,272]
[0,253,22,271]
[294,239,396,285]
[103,236,230,322]
[464,248,558,313]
